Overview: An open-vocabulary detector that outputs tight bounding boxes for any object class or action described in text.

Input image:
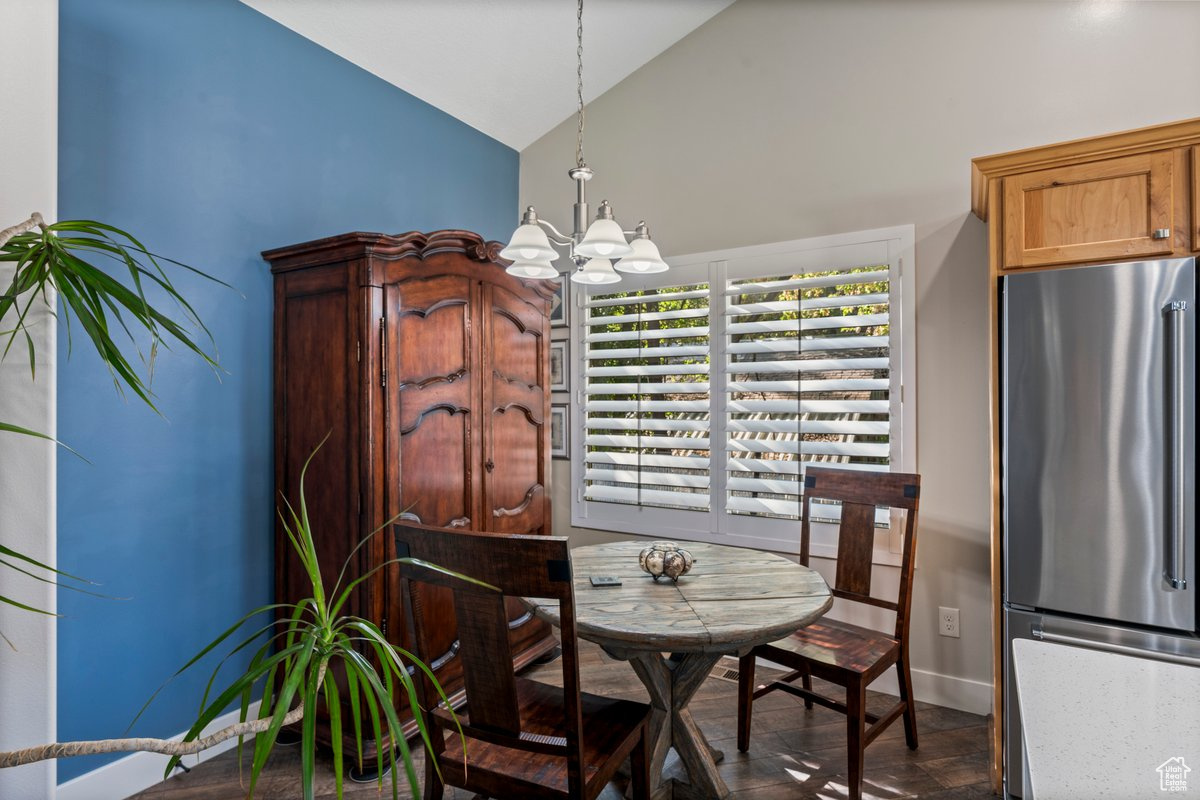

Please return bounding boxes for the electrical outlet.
[939,606,960,638]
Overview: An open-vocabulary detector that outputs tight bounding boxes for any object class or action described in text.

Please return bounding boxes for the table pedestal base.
[642,748,727,800]
[612,649,730,800]
[529,541,831,799]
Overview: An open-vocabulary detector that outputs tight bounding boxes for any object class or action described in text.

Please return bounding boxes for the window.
[570,226,915,558]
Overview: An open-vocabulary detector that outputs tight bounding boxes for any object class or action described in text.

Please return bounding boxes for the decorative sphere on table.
[638,541,695,582]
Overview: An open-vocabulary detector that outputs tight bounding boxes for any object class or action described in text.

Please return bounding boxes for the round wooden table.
[525,540,832,800]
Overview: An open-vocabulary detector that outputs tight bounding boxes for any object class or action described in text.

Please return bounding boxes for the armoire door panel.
[396,407,472,527]
[488,286,544,389]
[482,282,548,536]
[394,385,472,432]
[393,275,472,383]
[385,276,480,531]
[278,284,356,601]
[487,406,544,533]
[490,377,545,414]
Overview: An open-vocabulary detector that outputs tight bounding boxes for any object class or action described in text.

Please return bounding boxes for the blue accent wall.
[57,0,516,782]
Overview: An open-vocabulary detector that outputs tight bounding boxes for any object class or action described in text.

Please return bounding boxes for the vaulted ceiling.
[241,0,734,151]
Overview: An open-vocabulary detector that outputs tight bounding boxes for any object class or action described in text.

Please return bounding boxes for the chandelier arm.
[533,218,575,246]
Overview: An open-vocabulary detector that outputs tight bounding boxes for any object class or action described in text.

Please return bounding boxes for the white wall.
[0,0,58,795]
[523,0,1200,711]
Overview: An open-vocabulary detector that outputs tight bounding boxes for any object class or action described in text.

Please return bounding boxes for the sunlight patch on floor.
[784,766,812,782]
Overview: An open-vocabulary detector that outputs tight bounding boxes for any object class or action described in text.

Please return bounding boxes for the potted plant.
[0,445,464,799]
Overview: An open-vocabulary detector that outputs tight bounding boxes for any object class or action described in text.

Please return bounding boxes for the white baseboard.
[871,665,992,716]
[56,702,261,800]
[747,656,992,716]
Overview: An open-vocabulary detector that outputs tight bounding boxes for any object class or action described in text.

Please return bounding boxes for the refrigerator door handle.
[1031,623,1200,667]
[1164,299,1188,591]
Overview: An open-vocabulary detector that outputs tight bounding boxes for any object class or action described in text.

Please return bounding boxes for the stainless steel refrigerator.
[1002,257,1198,797]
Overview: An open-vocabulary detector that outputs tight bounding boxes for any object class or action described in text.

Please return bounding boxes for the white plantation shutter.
[724,262,893,526]
[572,226,914,552]
[582,284,711,511]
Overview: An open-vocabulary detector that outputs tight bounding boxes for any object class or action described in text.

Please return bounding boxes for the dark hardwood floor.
[129,641,991,799]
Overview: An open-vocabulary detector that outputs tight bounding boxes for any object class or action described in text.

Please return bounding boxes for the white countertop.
[1013,638,1200,799]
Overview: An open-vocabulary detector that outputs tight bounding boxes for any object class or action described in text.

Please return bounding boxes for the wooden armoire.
[264,229,557,757]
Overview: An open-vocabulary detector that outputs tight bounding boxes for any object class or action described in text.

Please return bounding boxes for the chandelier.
[501,0,668,285]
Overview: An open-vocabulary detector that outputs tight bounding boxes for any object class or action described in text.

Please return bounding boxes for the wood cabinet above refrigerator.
[973,116,1200,272]
[1001,151,1176,268]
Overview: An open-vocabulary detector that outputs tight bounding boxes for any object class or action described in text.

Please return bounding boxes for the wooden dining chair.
[736,467,922,800]
[393,522,652,800]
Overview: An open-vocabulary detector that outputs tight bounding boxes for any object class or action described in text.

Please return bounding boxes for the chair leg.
[630,722,651,800]
[845,680,866,800]
[423,745,445,800]
[897,653,919,750]
[801,664,814,711]
[737,653,755,752]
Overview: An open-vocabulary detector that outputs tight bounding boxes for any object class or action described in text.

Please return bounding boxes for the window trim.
[569,224,916,562]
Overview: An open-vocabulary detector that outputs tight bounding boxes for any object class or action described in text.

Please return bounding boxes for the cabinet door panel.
[482,283,549,537]
[1192,145,1199,252]
[386,275,478,529]
[397,408,472,526]
[488,404,546,534]
[490,311,541,389]
[1003,151,1175,269]
[276,273,357,608]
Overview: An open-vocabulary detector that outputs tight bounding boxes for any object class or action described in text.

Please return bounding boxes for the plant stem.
[0,213,47,249]
[0,662,326,769]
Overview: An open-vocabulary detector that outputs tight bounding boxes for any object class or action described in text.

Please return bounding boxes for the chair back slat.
[804,468,919,510]
[450,588,520,736]
[833,501,877,600]
[802,467,921,634]
[393,522,581,765]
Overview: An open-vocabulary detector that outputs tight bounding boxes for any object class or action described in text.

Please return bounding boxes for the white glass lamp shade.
[570,258,621,285]
[500,223,558,263]
[575,218,633,259]
[614,237,668,274]
[505,259,559,280]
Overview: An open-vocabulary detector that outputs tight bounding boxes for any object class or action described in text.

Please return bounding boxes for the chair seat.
[434,676,651,799]
[759,618,900,680]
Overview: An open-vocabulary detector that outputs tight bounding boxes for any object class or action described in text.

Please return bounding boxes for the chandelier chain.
[575,0,586,168]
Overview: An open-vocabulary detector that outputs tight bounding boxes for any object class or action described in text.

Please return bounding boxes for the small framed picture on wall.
[549,341,569,392]
[549,275,570,328]
[550,403,569,459]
